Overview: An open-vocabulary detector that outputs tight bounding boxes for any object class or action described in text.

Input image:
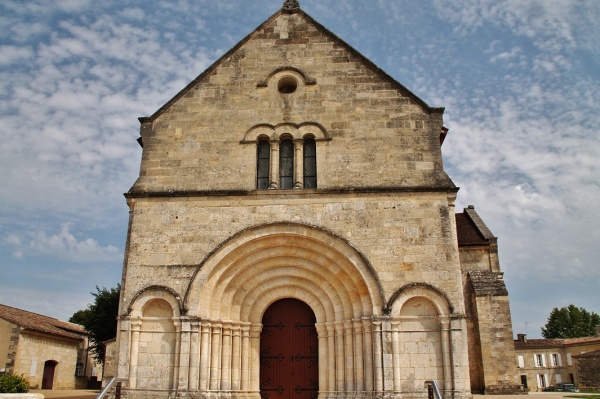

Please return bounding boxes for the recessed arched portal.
[260,298,318,399]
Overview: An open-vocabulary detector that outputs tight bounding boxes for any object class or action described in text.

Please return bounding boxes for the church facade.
[115,1,522,398]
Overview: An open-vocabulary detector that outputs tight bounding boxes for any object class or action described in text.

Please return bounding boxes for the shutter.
[541,354,546,367]
[557,353,562,366]
[518,355,525,368]
[566,353,572,366]
[555,374,562,383]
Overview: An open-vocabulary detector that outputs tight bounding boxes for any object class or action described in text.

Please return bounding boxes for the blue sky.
[1,0,599,339]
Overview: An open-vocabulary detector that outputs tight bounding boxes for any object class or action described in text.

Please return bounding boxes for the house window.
[257,139,271,190]
[534,354,545,367]
[75,362,83,376]
[517,355,525,368]
[537,374,548,388]
[279,138,294,189]
[551,353,561,367]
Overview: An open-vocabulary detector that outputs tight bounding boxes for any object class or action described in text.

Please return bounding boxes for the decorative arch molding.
[240,122,331,143]
[385,282,455,316]
[256,66,317,88]
[126,285,183,318]
[183,222,385,322]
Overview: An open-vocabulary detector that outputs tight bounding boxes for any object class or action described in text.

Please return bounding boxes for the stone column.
[362,318,374,393]
[316,323,329,397]
[326,322,336,399]
[241,324,251,392]
[210,323,222,390]
[344,321,355,391]
[353,320,365,392]
[189,321,200,390]
[440,318,452,393]
[231,323,241,391]
[199,321,211,391]
[391,320,401,392]
[176,319,189,391]
[269,141,279,189]
[372,319,383,393]
[249,324,263,398]
[293,139,303,189]
[129,319,142,389]
[334,321,345,392]
[221,322,232,390]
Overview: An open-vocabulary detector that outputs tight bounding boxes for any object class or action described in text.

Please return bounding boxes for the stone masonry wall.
[13,333,79,389]
[131,12,453,194]
[122,192,463,311]
[0,319,18,374]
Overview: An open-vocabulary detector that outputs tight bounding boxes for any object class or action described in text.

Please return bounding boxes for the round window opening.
[277,76,298,94]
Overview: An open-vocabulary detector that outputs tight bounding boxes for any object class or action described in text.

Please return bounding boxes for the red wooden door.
[42,360,57,389]
[260,299,318,399]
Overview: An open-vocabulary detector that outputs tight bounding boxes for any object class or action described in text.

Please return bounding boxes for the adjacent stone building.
[0,304,96,390]
[114,1,522,398]
[514,332,600,391]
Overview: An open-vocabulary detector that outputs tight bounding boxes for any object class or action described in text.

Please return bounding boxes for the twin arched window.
[257,137,317,190]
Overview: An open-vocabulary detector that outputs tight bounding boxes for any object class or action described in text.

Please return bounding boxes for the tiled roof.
[573,349,600,358]
[455,213,488,246]
[515,336,600,349]
[0,303,86,341]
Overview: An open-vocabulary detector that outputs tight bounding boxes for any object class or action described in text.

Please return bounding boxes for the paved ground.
[28,390,99,399]
[26,390,594,399]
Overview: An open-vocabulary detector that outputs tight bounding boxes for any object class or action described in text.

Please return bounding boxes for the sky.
[1,0,599,339]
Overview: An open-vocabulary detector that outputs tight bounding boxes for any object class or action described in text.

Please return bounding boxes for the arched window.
[256,139,270,190]
[255,136,318,190]
[279,138,294,189]
[303,138,317,189]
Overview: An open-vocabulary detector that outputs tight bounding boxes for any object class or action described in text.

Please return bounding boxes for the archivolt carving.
[126,285,183,318]
[241,122,330,143]
[184,223,384,323]
[386,282,454,316]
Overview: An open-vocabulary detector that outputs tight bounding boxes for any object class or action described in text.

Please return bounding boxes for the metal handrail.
[424,380,443,399]
[96,377,122,399]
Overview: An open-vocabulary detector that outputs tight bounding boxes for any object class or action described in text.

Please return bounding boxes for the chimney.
[517,334,527,343]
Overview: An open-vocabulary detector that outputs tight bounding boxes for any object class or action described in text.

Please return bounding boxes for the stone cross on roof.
[283,0,300,11]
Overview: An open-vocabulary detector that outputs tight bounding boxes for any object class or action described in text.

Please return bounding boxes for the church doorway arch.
[260,298,318,399]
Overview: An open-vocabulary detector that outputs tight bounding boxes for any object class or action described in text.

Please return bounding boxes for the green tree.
[541,304,600,338]
[70,285,120,364]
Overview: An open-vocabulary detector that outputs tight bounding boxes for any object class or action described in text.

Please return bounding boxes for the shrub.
[0,373,29,393]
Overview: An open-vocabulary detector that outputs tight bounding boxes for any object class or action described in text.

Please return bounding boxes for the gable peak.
[282,0,300,11]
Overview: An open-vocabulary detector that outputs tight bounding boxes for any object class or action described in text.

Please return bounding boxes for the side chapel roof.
[0,303,86,341]
[456,205,497,247]
[140,0,443,123]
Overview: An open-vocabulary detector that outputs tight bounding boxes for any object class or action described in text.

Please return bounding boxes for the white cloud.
[5,223,122,264]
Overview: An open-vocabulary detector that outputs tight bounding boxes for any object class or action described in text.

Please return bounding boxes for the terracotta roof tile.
[514,336,600,349]
[573,349,600,358]
[0,303,86,341]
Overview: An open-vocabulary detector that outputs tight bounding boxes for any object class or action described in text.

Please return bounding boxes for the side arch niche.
[182,222,386,397]
[126,288,181,391]
[387,284,455,396]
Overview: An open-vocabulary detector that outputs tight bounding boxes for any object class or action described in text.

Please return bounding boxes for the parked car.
[543,383,579,392]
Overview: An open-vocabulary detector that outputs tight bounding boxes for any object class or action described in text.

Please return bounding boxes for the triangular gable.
[140,3,441,123]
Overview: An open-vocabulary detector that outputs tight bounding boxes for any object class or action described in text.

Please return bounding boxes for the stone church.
[114,1,523,398]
